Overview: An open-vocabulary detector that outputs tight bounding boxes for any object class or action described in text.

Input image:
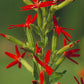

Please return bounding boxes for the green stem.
[44,70,50,84]
[20,58,33,73]
[50,0,74,12]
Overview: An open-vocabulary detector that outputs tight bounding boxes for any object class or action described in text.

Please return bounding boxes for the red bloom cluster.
[5,45,26,68]
[35,43,42,54]
[21,0,57,11]
[33,50,53,75]
[74,76,84,84]
[53,15,73,42]
[8,13,37,29]
[63,39,80,64]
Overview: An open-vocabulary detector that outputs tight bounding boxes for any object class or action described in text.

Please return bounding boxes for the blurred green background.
[0,0,84,84]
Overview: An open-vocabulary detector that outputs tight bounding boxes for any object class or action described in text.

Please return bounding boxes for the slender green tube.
[20,59,33,73]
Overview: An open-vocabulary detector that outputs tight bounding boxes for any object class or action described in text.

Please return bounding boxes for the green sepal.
[50,70,67,83]
[39,35,48,48]
[20,58,33,73]
[21,46,34,53]
[37,9,43,28]
[33,59,40,80]
[3,34,25,47]
[52,32,57,53]
[37,41,45,48]
[56,40,79,55]
[29,24,42,36]
[26,28,35,49]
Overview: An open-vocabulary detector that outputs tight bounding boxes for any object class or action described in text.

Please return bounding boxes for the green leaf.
[50,70,67,83]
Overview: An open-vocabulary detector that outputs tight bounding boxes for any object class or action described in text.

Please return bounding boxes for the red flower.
[33,50,53,75]
[53,15,74,42]
[5,45,26,68]
[63,39,80,64]
[74,76,84,84]
[40,70,44,84]
[32,80,37,84]
[35,43,42,54]
[8,13,37,29]
[20,0,57,11]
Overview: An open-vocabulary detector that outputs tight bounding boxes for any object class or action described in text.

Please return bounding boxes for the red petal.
[67,57,78,64]
[30,13,37,24]
[15,45,21,58]
[63,38,67,46]
[25,15,31,26]
[53,15,59,26]
[44,50,51,65]
[20,5,36,11]
[62,28,74,30]
[68,49,80,54]
[76,40,80,43]
[32,80,37,84]
[74,76,80,84]
[18,62,22,68]
[55,26,61,35]
[33,55,44,67]
[32,0,38,4]
[21,52,26,58]
[63,34,71,42]
[80,77,83,84]
[5,52,16,60]
[6,60,18,68]
[40,70,44,84]
[8,24,25,29]
[45,65,53,76]
[20,4,36,9]
[0,33,7,38]
[39,1,57,8]
[68,54,80,57]
[57,0,65,2]
[61,29,71,38]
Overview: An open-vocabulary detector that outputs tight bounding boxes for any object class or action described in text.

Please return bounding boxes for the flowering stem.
[20,58,33,73]
[43,0,74,30]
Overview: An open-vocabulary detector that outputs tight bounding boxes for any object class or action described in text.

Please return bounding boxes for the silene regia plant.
[0,0,83,84]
